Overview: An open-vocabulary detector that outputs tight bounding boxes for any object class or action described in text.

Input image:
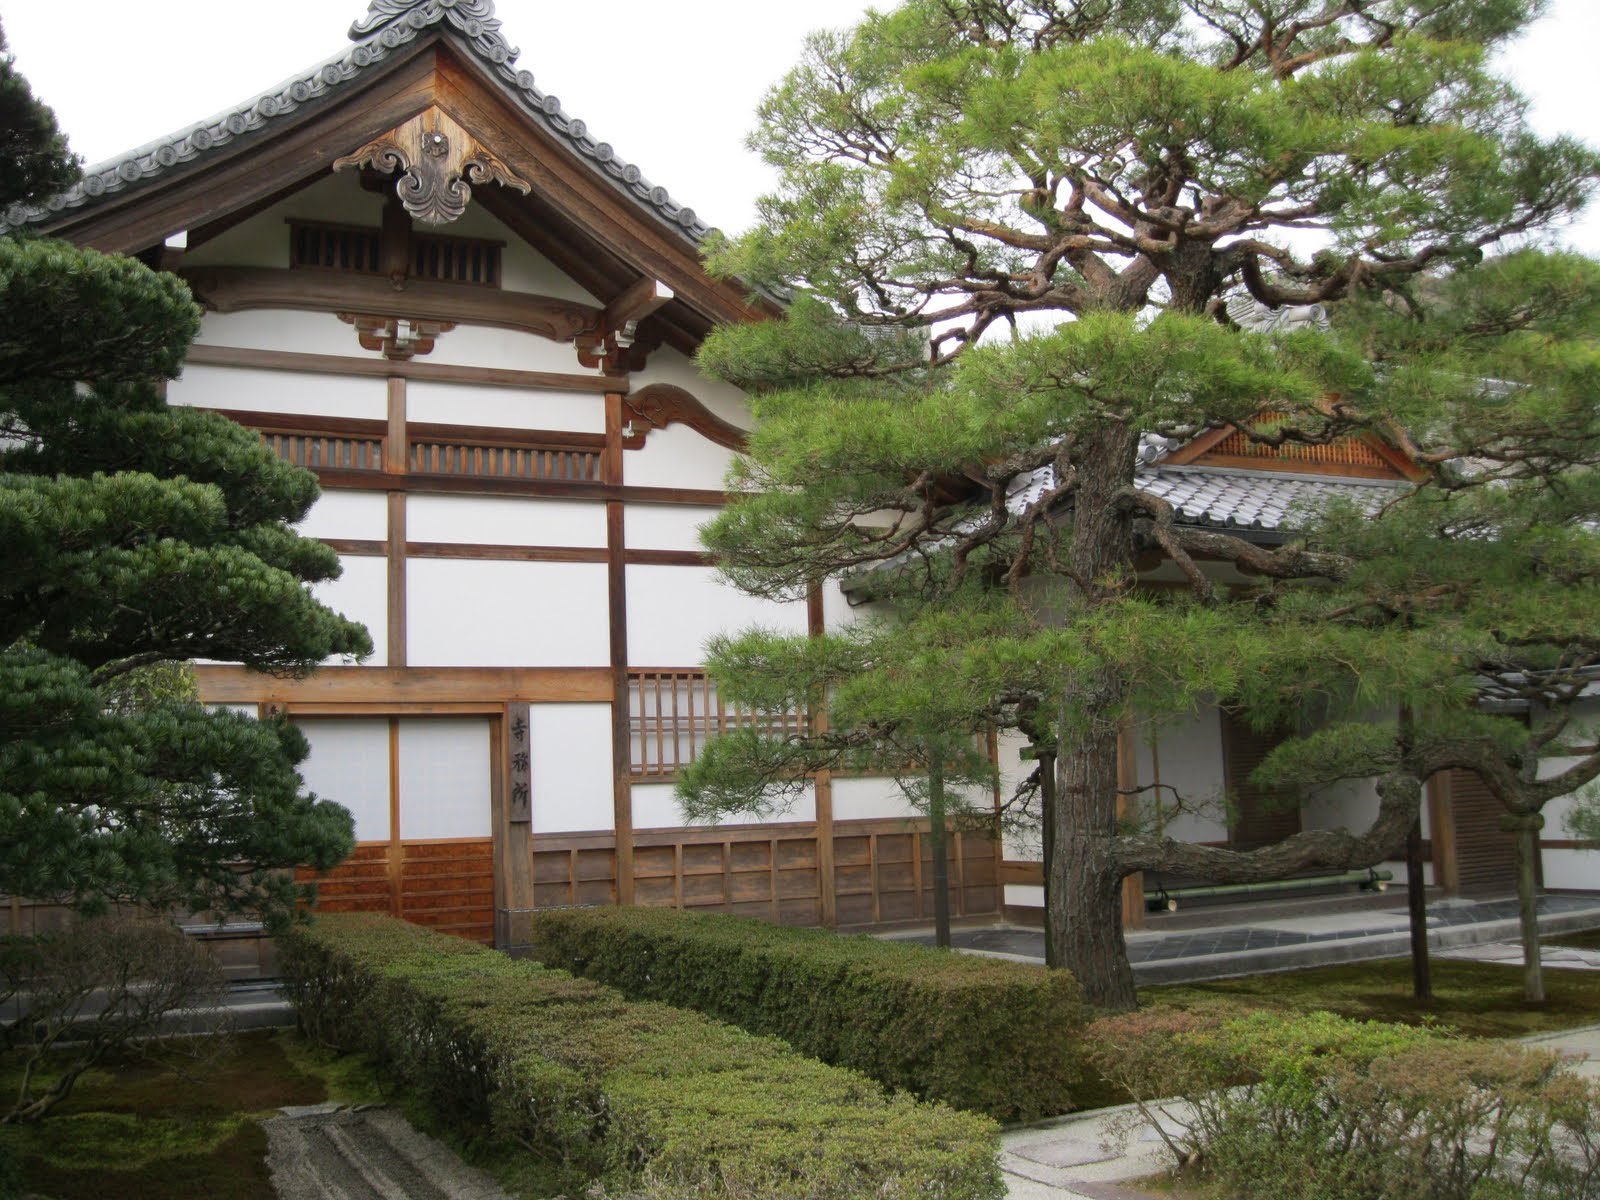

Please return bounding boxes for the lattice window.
[629,669,805,780]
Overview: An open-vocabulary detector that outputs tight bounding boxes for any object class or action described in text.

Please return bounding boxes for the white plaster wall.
[1534,699,1599,891]
[1005,884,1045,910]
[295,718,391,842]
[624,504,721,553]
[423,323,600,375]
[1543,849,1598,891]
[296,490,388,542]
[626,564,808,665]
[529,704,614,834]
[192,309,370,358]
[183,173,386,270]
[1143,708,1231,844]
[632,781,818,830]
[170,361,386,420]
[996,729,1043,861]
[405,380,604,434]
[207,704,259,718]
[408,559,609,667]
[312,555,387,667]
[832,776,922,822]
[407,495,605,548]
[398,718,492,840]
[624,424,740,489]
[440,204,600,305]
[1304,776,1382,834]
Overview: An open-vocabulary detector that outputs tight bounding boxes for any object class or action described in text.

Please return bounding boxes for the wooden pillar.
[385,377,407,668]
[807,583,837,927]
[1116,717,1146,930]
[492,707,534,948]
[387,716,402,918]
[605,392,634,904]
[1427,772,1460,896]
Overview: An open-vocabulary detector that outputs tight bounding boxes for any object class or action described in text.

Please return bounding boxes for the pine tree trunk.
[1043,425,1141,1010]
[1038,747,1059,969]
[1048,711,1137,1008]
[1510,813,1545,1004]
[928,755,952,949]
[1406,816,1432,1002]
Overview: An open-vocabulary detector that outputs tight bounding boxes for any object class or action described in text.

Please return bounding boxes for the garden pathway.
[264,1104,511,1200]
[998,1022,1600,1198]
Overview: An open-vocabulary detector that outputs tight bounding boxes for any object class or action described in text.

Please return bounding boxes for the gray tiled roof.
[1134,464,1401,531]
[2,0,711,243]
[1006,447,1402,533]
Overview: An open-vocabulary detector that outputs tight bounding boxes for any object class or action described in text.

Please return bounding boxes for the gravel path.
[264,1105,511,1200]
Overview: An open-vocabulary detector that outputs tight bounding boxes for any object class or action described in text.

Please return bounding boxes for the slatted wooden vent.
[289,221,383,274]
[413,233,502,287]
[629,670,805,779]
[1210,413,1393,471]
[289,220,502,287]
[409,439,602,482]
[261,430,385,471]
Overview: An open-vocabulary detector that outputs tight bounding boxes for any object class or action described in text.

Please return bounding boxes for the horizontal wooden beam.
[185,343,627,394]
[604,276,674,330]
[182,265,602,344]
[312,467,728,507]
[195,664,611,704]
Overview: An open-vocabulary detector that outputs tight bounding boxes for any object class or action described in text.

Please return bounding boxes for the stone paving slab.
[1434,940,1600,970]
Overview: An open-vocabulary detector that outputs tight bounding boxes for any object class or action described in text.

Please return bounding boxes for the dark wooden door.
[1222,710,1302,849]
[1446,768,1521,898]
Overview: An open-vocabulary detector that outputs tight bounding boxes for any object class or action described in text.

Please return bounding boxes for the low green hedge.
[528,905,1085,1121]
[279,914,1002,1200]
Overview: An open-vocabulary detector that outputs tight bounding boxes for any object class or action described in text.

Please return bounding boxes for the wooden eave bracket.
[577,277,674,373]
[621,383,747,452]
[338,312,455,360]
[333,106,531,225]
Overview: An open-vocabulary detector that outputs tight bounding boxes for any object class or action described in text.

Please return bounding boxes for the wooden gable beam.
[41,43,445,254]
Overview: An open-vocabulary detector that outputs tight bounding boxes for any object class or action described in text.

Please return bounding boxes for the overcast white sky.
[7,0,1600,252]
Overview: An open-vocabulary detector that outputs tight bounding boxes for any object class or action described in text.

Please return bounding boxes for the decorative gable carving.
[334,107,531,225]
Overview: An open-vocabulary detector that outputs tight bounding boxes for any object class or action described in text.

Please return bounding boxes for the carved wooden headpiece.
[334,106,531,224]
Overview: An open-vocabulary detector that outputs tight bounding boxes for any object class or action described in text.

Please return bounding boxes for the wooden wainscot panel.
[523,818,998,932]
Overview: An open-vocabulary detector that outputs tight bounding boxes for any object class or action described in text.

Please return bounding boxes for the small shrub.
[529,905,1085,1120]
[1087,1007,1600,1200]
[0,915,229,1124]
[280,913,1003,1200]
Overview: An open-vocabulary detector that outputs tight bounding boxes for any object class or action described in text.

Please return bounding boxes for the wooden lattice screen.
[628,669,804,780]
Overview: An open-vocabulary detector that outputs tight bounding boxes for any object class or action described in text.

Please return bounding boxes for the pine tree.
[694,0,1600,1007]
[0,33,371,926]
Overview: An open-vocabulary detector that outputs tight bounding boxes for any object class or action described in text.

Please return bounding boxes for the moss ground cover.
[0,1032,338,1200]
[1141,951,1600,1038]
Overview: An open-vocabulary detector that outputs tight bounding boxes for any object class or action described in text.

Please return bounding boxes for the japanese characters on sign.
[508,702,531,823]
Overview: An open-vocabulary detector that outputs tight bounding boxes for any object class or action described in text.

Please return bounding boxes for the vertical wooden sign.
[508,702,532,824]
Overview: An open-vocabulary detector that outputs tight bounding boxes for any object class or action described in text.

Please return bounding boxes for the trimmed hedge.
[279,914,1002,1200]
[528,905,1086,1121]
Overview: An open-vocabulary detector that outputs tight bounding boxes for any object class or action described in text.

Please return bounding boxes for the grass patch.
[1141,954,1600,1039]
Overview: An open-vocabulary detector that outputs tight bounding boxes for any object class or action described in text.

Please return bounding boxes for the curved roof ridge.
[3,0,713,244]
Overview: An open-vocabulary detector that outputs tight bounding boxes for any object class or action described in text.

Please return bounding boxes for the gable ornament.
[334,107,530,225]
